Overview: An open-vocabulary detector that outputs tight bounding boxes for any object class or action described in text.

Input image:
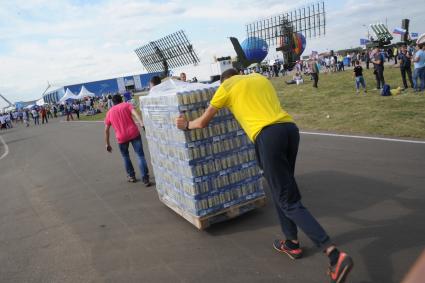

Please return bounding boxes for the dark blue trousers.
[255,123,331,248]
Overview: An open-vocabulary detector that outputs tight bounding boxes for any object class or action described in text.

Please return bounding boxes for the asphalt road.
[0,119,424,283]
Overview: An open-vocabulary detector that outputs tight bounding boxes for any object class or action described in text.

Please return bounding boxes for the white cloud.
[0,0,423,102]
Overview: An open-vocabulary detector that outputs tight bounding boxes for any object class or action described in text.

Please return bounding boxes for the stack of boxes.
[140,83,265,221]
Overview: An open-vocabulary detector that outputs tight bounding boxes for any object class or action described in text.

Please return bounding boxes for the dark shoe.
[127,176,137,183]
[273,240,303,260]
[328,252,354,283]
[142,176,152,187]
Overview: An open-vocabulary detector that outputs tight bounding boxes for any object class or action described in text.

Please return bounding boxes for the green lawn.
[80,66,425,139]
[273,65,425,139]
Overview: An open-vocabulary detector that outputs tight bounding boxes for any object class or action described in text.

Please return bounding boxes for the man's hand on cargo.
[176,114,189,130]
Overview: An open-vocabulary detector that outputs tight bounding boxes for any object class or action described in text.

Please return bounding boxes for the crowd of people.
[238,42,425,95]
[0,106,51,130]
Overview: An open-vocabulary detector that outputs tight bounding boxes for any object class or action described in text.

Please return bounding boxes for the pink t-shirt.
[105,103,140,144]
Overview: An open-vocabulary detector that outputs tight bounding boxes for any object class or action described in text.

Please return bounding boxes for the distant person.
[23,110,30,127]
[107,95,113,109]
[46,106,53,119]
[371,47,385,90]
[31,108,40,125]
[393,47,399,65]
[330,56,336,72]
[398,45,414,90]
[412,44,425,92]
[53,105,58,118]
[86,97,92,111]
[309,59,319,88]
[353,60,366,94]
[5,113,12,129]
[179,72,187,82]
[65,103,74,121]
[149,76,161,88]
[40,107,48,124]
[104,94,151,185]
[176,69,354,283]
[73,103,80,119]
[0,114,6,130]
[285,72,303,85]
[365,49,371,69]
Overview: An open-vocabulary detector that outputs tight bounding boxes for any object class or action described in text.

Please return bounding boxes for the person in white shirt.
[31,109,40,125]
[23,110,30,127]
[0,115,5,130]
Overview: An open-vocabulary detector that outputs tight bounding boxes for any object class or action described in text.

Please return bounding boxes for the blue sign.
[360,38,370,45]
[411,32,419,38]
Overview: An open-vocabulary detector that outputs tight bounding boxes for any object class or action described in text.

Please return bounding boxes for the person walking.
[412,44,425,92]
[176,69,353,283]
[398,45,414,90]
[104,94,151,185]
[371,47,385,90]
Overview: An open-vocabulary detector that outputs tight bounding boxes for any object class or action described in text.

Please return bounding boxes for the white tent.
[36,97,45,106]
[76,86,95,99]
[59,88,78,103]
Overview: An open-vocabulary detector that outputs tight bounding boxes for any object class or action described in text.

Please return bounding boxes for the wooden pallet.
[159,196,267,230]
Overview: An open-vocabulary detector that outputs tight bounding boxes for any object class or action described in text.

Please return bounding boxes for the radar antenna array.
[245,1,326,67]
[134,30,200,77]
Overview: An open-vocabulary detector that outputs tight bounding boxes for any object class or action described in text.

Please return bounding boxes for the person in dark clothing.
[365,50,371,69]
[398,45,414,89]
[353,61,367,94]
[371,47,385,89]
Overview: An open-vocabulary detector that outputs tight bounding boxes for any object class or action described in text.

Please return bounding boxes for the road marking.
[300,131,425,144]
[58,121,425,144]
[0,135,9,160]
[59,120,103,123]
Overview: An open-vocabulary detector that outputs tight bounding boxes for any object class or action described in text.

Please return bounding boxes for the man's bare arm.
[104,124,112,152]
[131,109,144,127]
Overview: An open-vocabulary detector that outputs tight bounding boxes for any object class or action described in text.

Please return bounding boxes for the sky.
[0,0,424,102]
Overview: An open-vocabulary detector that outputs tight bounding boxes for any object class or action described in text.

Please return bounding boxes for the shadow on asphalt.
[208,170,424,283]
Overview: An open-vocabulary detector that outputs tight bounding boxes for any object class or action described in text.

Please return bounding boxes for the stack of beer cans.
[140,82,265,218]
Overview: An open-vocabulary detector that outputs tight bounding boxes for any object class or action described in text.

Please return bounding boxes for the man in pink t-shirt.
[104,94,151,185]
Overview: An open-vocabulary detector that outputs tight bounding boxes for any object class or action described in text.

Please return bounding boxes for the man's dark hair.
[150,76,161,86]
[112,94,123,105]
[220,68,239,83]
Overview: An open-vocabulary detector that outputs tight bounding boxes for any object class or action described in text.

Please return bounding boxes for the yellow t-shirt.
[210,73,293,142]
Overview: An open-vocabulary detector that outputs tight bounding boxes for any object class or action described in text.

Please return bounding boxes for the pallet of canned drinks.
[140,80,266,229]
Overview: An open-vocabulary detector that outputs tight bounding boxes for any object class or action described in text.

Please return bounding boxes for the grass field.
[274,64,425,139]
[81,65,425,139]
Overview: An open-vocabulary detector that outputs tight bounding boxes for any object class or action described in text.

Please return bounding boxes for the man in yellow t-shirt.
[176,69,353,283]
